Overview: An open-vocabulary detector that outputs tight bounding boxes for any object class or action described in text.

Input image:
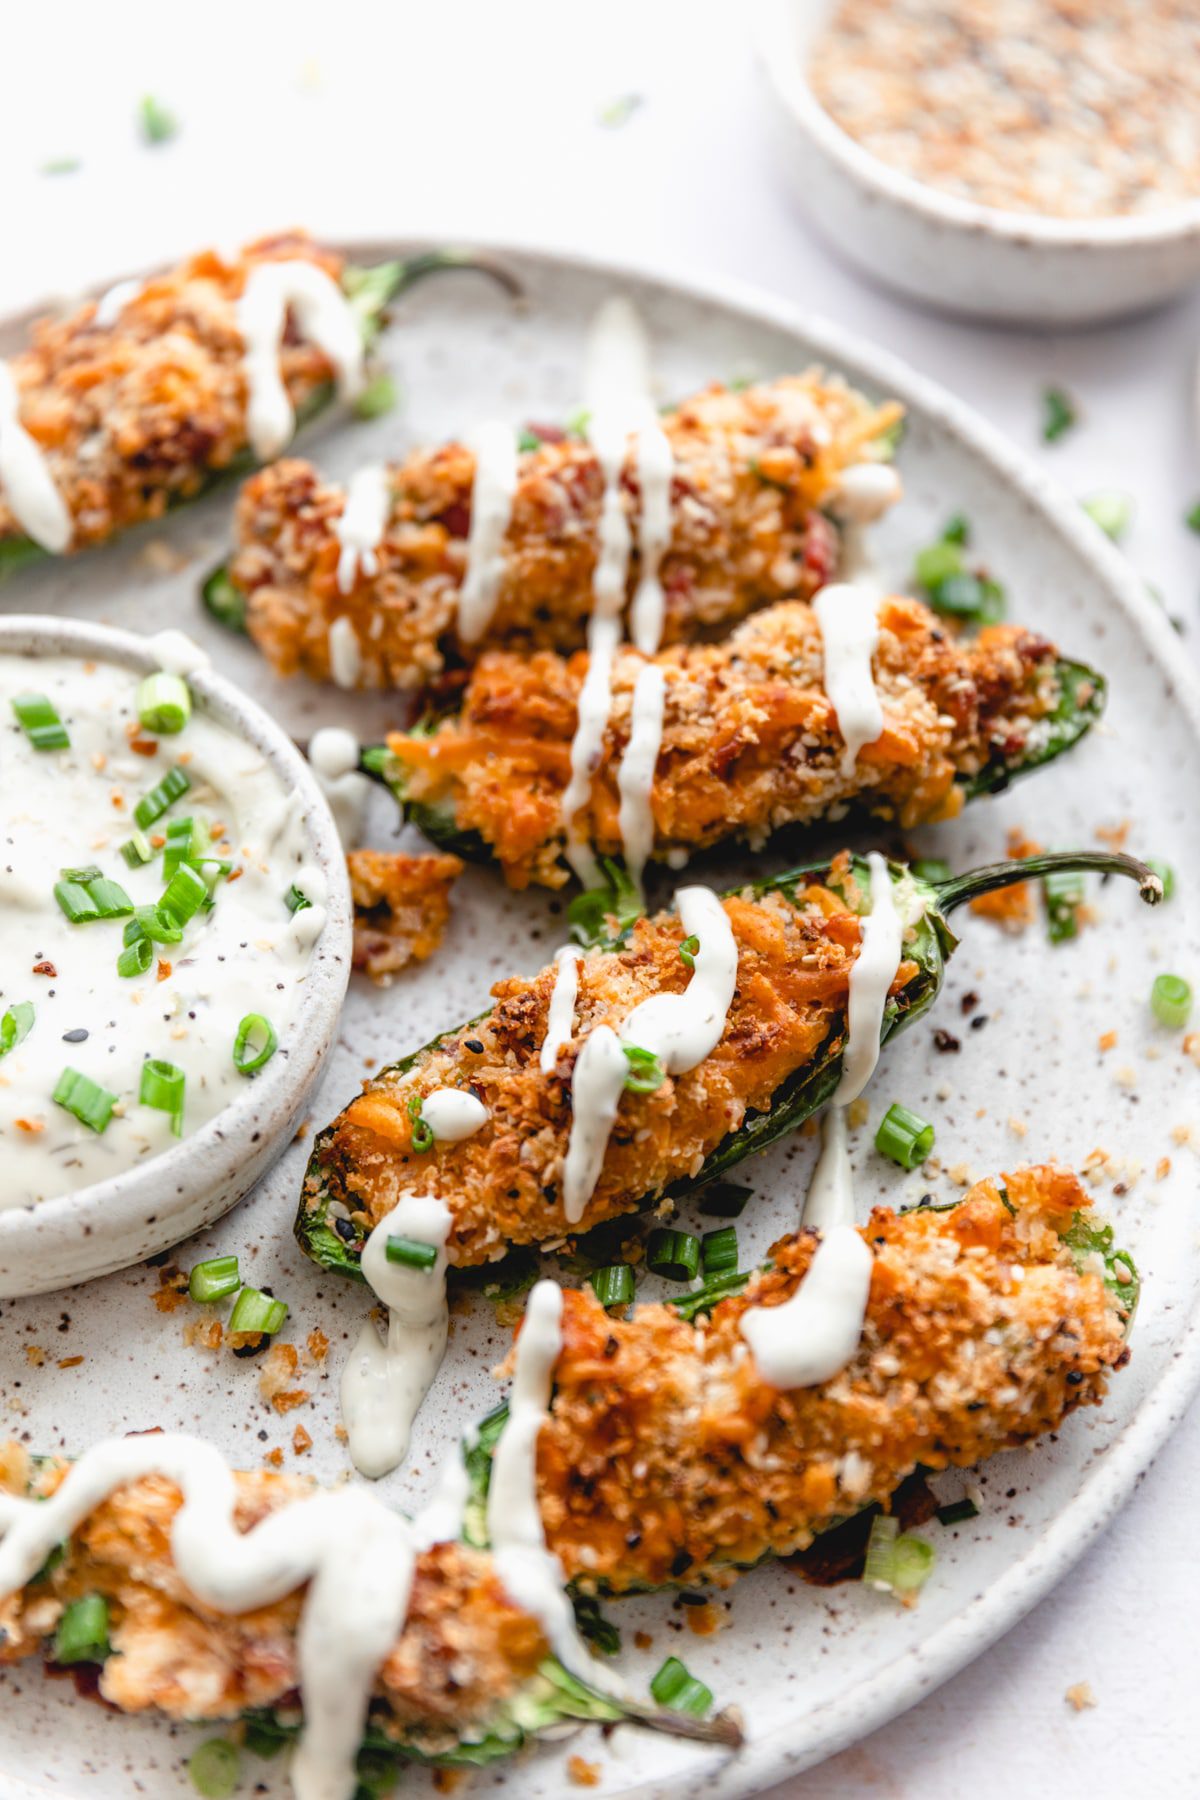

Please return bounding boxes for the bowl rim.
[753,0,1200,252]
[0,612,351,1272]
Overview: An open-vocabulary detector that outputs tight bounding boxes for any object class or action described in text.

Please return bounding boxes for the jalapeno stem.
[934,849,1163,916]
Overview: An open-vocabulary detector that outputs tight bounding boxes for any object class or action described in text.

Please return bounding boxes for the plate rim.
[1,234,1198,1799]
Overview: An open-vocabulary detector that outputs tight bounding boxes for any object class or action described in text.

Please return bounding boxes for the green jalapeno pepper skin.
[295,847,1159,1280]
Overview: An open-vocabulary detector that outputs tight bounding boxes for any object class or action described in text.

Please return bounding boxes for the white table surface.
[2,4,1198,1797]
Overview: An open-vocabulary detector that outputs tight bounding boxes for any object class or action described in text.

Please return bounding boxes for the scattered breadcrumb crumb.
[1095,821,1130,850]
[56,1356,84,1370]
[1156,1157,1171,1180]
[23,1346,44,1367]
[258,1343,310,1414]
[292,1424,313,1456]
[567,1756,602,1788]
[1007,1116,1027,1138]
[1098,1031,1118,1053]
[183,1318,224,1353]
[152,1267,189,1313]
[685,1600,723,1636]
[306,1328,330,1364]
[847,1096,869,1129]
[1065,1681,1096,1712]
[264,1447,284,1469]
[634,1630,654,1651]
[1114,1066,1137,1091]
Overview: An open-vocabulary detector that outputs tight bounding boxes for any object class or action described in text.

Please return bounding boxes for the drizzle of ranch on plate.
[740,851,902,1388]
[458,420,519,644]
[238,260,366,461]
[811,459,902,773]
[0,363,72,553]
[308,727,372,848]
[0,1430,468,1800]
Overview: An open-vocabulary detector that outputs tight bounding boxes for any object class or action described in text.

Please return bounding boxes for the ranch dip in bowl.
[0,615,350,1295]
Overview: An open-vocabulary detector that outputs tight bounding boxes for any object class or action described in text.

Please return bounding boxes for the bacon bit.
[566,1757,601,1788]
[156,959,172,983]
[306,1327,329,1364]
[685,1600,722,1636]
[152,1266,189,1314]
[32,961,56,977]
[1095,820,1130,850]
[264,1447,284,1469]
[292,1424,313,1456]
[23,1346,45,1367]
[14,1118,44,1134]
[1065,1681,1096,1712]
[129,735,158,757]
[150,833,166,849]
[1098,1030,1118,1053]
[1156,1156,1171,1180]
[226,866,243,882]
[56,1356,84,1370]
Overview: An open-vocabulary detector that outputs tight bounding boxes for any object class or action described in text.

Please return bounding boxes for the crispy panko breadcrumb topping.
[533,1166,1130,1592]
[349,849,463,982]
[232,376,900,688]
[0,234,345,552]
[308,859,920,1264]
[390,597,1064,887]
[0,1461,545,1747]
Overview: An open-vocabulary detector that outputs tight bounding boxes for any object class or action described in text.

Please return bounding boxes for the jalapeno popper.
[0,1168,1133,1796]
[298,849,1160,1277]
[368,597,1103,888]
[203,372,900,687]
[0,235,514,575]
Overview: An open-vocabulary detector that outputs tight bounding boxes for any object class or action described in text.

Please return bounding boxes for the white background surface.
[1,4,1198,1797]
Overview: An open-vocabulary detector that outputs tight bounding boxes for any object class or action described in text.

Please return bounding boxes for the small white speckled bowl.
[753,0,1200,325]
[0,615,351,1298]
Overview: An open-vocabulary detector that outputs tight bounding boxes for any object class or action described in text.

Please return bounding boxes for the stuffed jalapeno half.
[366,596,1104,888]
[0,234,515,575]
[297,848,1160,1276]
[203,373,901,685]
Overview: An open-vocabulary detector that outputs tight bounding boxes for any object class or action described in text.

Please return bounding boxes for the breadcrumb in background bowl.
[752,0,1200,326]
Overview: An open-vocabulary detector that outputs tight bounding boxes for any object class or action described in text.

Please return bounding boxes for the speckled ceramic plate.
[1,243,1199,1800]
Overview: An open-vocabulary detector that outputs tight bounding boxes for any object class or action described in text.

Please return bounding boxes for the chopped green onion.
[120,829,154,868]
[941,512,969,545]
[187,1738,240,1799]
[241,1720,286,1759]
[622,1044,665,1093]
[862,1514,936,1596]
[384,1236,439,1270]
[597,90,644,129]
[88,877,134,917]
[0,1001,34,1057]
[670,1268,751,1322]
[353,370,397,420]
[1146,859,1175,902]
[117,935,154,978]
[913,538,1005,624]
[875,1103,935,1170]
[679,934,699,969]
[11,691,69,750]
[649,1655,713,1717]
[697,1181,752,1218]
[134,764,191,829]
[1043,865,1084,944]
[1186,501,1200,534]
[701,1226,739,1276]
[567,857,643,948]
[140,1058,185,1136]
[162,816,196,879]
[935,1497,980,1527]
[517,428,542,453]
[1150,973,1192,1030]
[228,1286,287,1337]
[125,905,184,945]
[159,862,208,925]
[285,882,312,915]
[54,1594,109,1665]
[1041,385,1077,443]
[137,671,191,735]
[138,94,178,144]
[913,540,963,592]
[911,857,952,885]
[407,1093,435,1152]
[1082,490,1133,542]
[53,1068,117,1133]
[54,866,133,923]
[233,1013,278,1075]
[646,1228,701,1282]
[589,1263,635,1308]
[566,406,591,439]
[41,156,81,177]
[188,1256,241,1304]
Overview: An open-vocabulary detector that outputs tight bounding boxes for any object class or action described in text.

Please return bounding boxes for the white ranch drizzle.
[0,1431,467,1800]
[813,582,883,777]
[327,616,363,689]
[616,663,666,898]
[421,1088,489,1141]
[308,727,372,848]
[562,885,737,1224]
[739,852,901,1388]
[539,945,583,1074]
[560,298,673,887]
[343,1193,453,1480]
[335,462,392,595]
[0,363,71,552]
[238,261,366,462]
[486,1280,628,1695]
[458,421,518,644]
